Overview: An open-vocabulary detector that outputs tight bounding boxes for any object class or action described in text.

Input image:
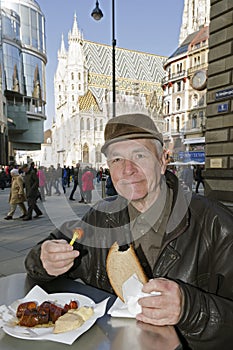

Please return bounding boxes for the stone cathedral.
[51,14,166,167]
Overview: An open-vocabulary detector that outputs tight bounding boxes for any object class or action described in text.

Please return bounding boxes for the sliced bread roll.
[106,242,148,302]
[53,313,84,334]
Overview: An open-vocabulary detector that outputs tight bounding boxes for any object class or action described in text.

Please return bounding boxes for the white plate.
[3,285,108,345]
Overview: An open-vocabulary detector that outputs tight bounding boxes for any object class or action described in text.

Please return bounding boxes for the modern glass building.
[0,0,47,164]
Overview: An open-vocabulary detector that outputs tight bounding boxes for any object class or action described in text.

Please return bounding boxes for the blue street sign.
[216,88,233,100]
[217,103,229,113]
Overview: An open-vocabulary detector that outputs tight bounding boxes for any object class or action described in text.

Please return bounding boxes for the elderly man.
[25,114,233,349]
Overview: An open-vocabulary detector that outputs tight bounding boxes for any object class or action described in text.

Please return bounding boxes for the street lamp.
[91,0,116,117]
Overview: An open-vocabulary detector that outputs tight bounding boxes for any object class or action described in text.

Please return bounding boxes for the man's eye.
[112,158,122,163]
[135,153,145,159]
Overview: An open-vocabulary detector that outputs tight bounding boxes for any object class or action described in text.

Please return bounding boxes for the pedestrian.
[81,166,94,203]
[21,164,43,220]
[105,172,117,196]
[0,167,8,190]
[62,165,68,193]
[195,165,205,193]
[37,166,46,201]
[69,163,80,201]
[25,113,233,350]
[4,168,27,220]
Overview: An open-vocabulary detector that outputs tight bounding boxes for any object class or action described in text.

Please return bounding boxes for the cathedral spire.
[58,34,67,59]
[68,12,82,43]
[179,0,210,45]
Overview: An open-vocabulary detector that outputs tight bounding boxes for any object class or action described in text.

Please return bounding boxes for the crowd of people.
[1,161,117,221]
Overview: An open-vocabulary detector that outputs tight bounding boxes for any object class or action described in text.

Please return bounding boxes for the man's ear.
[160,150,167,175]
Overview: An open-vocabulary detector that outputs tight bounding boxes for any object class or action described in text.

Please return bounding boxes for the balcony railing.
[162,70,187,85]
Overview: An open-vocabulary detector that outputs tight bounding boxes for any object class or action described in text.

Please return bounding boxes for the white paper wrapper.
[108,274,161,318]
[1,285,109,345]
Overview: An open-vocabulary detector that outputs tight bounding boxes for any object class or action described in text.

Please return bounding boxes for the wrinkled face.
[106,139,166,202]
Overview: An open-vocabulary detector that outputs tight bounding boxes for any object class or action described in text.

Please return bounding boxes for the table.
[0,273,182,350]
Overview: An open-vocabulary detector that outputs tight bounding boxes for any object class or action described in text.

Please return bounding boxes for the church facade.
[51,15,166,168]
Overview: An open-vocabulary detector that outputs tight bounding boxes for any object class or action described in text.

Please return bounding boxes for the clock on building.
[191,70,207,90]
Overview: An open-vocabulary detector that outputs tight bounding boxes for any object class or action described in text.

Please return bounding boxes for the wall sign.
[215,88,233,100]
[217,102,229,113]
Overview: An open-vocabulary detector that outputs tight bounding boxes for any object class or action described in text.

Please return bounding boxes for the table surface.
[0,273,181,350]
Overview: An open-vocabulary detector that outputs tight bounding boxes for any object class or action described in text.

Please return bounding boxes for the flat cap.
[101,113,163,154]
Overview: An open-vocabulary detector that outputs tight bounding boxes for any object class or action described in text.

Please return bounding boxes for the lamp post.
[91,0,116,117]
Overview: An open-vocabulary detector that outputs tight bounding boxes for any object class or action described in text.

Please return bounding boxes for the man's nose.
[122,159,136,174]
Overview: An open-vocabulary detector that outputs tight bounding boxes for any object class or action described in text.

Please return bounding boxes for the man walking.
[21,163,43,220]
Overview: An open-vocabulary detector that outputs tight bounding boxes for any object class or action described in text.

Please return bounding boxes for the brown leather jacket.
[25,171,233,349]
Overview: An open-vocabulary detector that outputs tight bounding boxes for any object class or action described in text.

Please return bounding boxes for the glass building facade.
[0,0,47,164]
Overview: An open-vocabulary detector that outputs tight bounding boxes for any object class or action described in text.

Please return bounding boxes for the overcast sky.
[37,0,184,128]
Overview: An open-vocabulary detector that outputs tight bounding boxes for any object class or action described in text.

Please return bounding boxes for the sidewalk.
[0,183,103,277]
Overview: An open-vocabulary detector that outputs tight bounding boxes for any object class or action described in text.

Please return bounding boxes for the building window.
[72,84,74,90]
[192,114,197,128]
[78,84,81,90]
[80,118,84,130]
[177,63,182,73]
[192,94,198,107]
[72,95,74,101]
[83,143,89,163]
[94,119,98,131]
[176,117,180,132]
[100,119,103,131]
[166,119,170,132]
[177,81,181,92]
[87,118,90,130]
[71,72,74,80]
[78,72,81,80]
[176,98,181,111]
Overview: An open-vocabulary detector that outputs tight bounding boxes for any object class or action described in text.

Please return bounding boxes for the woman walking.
[4,168,27,220]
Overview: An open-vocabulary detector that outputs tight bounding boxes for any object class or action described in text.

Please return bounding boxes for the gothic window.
[177,81,181,92]
[72,95,74,101]
[176,98,181,111]
[166,119,170,132]
[94,119,98,131]
[100,119,103,131]
[78,84,81,90]
[176,117,180,132]
[192,114,197,128]
[87,118,90,130]
[83,143,89,163]
[59,95,61,102]
[72,84,74,90]
[59,85,61,92]
[167,101,170,114]
[95,144,102,163]
[80,118,84,130]
[78,72,81,80]
[71,72,74,80]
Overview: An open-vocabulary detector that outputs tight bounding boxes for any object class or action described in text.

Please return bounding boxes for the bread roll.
[53,306,94,334]
[106,242,148,301]
[53,313,84,333]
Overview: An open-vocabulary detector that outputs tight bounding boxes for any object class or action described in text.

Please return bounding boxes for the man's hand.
[40,240,80,276]
[136,278,183,326]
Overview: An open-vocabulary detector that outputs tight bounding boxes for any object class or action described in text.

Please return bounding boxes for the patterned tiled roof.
[83,40,167,103]
[78,90,101,112]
